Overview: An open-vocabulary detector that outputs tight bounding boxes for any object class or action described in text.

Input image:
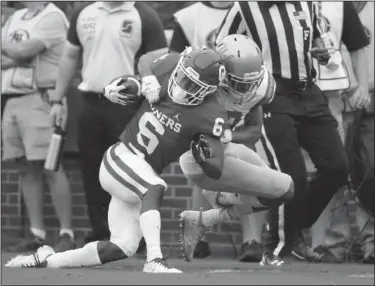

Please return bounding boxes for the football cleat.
[143,258,182,273]
[259,252,284,267]
[179,209,206,262]
[5,245,55,268]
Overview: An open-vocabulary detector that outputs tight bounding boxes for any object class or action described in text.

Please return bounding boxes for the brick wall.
[1,158,244,255]
[1,158,363,258]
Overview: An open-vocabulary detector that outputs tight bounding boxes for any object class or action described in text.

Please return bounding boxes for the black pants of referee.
[262,79,349,255]
[77,92,139,241]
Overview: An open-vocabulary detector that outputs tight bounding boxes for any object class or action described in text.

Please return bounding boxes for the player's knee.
[98,241,129,264]
[257,181,294,208]
[258,196,284,208]
[179,151,204,177]
[99,161,111,193]
[141,184,167,212]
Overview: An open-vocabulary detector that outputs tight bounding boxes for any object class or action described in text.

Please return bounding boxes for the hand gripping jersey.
[217,68,275,130]
[119,53,229,174]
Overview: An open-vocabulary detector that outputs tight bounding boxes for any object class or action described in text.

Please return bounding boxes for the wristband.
[221,129,233,144]
[50,100,63,106]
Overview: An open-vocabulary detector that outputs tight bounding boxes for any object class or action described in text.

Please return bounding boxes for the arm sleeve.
[215,2,246,45]
[33,12,67,49]
[66,3,88,47]
[138,3,168,53]
[257,69,276,105]
[341,2,370,52]
[169,21,190,53]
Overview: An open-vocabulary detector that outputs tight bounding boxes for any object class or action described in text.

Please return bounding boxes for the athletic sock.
[59,229,74,240]
[46,241,101,268]
[30,228,46,240]
[140,210,163,262]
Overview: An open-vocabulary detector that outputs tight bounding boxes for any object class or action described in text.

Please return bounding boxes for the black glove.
[191,134,212,165]
[311,38,331,65]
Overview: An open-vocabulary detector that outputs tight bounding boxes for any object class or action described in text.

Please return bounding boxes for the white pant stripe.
[106,145,149,194]
[260,125,285,257]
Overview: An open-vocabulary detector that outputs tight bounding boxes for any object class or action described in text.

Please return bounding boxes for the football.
[198,134,225,179]
[116,75,142,97]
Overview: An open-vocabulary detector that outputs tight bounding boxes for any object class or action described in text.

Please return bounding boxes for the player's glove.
[191,134,212,165]
[220,129,233,144]
[103,76,141,106]
[141,75,161,104]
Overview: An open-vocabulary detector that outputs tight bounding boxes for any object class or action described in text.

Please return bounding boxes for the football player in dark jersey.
[5,47,229,274]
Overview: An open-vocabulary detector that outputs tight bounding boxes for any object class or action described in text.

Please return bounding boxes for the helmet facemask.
[224,65,265,103]
[168,55,220,106]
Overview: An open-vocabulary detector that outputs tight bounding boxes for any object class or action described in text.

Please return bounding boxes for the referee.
[48,1,167,244]
[216,1,369,261]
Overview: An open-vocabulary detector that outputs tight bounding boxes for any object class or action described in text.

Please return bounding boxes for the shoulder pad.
[151,53,180,82]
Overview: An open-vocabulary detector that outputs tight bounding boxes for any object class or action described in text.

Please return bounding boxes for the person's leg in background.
[77,96,143,247]
[77,97,112,243]
[44,166,74,252]
[3,94,74,252]
[2,98,50,251]
[353,105,374,263]
[297,85,349,232]
[261,85,348,261]
[239,211,267,262]
[191,185,212,258]
[309,91,351,262]
[262,109,309,259]
[357,207,374,263]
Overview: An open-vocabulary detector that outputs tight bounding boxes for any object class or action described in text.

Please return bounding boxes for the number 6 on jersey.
[213,117,225,137]
[137,112,165,154]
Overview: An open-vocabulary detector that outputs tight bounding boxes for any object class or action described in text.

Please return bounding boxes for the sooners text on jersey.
[119,53,229,174]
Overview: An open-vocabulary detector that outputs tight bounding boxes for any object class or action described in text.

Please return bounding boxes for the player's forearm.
[232,125,261,146]
[232,105,263,145]
[2,39,45,61]
[50,53,79,101]
[1,54,18,69]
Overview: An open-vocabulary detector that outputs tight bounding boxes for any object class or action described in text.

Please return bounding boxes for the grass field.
[1,252,374,285]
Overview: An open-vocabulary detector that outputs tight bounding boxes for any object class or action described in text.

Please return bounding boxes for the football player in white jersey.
[177,35,292,263]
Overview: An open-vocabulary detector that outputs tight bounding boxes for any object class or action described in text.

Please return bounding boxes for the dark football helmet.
[168,47,226,105]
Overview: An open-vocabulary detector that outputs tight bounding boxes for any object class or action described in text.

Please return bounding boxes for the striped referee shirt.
[216,1,320,81]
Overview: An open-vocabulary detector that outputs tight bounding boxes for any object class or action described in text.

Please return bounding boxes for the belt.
[2,92,40,99]
[81,91,107,101]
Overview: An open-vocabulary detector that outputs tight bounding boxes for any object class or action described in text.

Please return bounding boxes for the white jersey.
[217,69,275,129]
